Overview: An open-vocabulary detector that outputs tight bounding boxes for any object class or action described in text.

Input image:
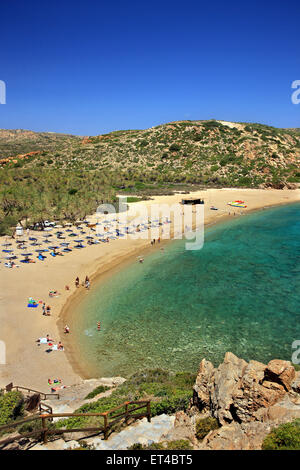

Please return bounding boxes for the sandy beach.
[0,188,299,392]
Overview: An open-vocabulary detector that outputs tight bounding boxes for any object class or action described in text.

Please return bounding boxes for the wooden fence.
[0,400,151,447]
[2,383,60,400]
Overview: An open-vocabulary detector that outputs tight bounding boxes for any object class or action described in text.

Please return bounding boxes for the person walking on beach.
[85,279,90,289]
[42,303,46,315]
[46,305,51,316]
[75,277,80,288]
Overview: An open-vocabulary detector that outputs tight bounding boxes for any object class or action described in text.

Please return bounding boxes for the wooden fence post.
[147,401,151,422]
[104,414,109,440]
[125,402,129,425]
[41,416,48,444]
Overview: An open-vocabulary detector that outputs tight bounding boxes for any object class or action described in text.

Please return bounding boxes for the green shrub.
[128,439,193,450]
[0,391,24,426]
[19,418,56,438]
[128,443,146,450]
[169,144,180,152]
[85,385,111,400]
[164,439,193,450]
[56,369,195,430]
[125,197,143,203]
[151,395,191,416]
[211,164,219,172]
[195,417,219,441]
[237,176,253,187]
[262,420,300,450]
[0,215,19,236]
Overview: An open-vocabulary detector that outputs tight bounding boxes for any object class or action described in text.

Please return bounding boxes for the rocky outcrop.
[193,353,300,449]
[193,359,215,409]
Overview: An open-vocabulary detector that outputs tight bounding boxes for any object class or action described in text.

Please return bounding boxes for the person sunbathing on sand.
[37,334,54,345]
[48,378,62,386]
[49,290,60,297]
[64,325,70,334]
[51,384,66,392]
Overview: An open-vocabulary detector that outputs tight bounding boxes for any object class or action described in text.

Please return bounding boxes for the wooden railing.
[0,400,151,447]
[2,383,60,400]
[39,402,53,415]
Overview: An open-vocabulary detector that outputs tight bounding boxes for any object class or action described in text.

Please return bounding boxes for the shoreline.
[1,188,299,390]
[59,192,300,381]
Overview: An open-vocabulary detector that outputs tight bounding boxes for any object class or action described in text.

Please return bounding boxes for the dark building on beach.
[181,198,204,205]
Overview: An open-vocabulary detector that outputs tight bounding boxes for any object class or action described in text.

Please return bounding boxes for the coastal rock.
[292,371,300,393]
[232,360,286,422]
[193,353,297,425]
[201,422,249,450]
[201,421,274,450]
[193,352,300,449]
[265,359,295,391]
[163,411,197,447]
[193,359,214,410]
[210,352,247,424]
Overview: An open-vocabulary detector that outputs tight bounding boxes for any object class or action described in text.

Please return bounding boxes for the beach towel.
[48,379,62,385]
[38,337,49,344]
[50,345,64,351]
[51,385,66,392]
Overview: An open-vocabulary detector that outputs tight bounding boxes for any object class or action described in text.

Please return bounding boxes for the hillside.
[1,120,299,188]
[0,120,299,234]
[0,129,80,159]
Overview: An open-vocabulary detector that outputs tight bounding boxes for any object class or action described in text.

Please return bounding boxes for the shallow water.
[71,203,300,377]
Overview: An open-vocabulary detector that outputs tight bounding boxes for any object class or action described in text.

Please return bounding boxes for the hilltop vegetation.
[0,129,80,159]
[0,120,299,234]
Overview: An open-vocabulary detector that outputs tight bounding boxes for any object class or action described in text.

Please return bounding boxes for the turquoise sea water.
[71,203,300,377]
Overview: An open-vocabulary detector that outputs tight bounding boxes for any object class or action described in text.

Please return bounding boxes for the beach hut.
[181,198,204,205]
[16,225,23,236]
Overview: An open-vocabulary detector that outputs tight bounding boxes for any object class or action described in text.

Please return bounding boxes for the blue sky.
[0,0,299,135]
